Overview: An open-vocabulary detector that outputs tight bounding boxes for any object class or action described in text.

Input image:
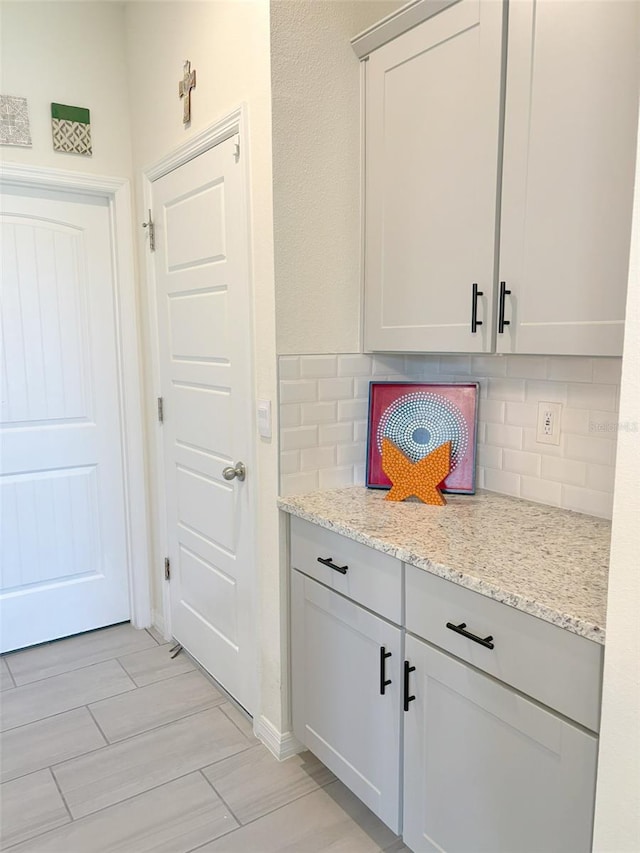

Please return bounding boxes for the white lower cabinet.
[291,569,402,832]
[402,633,598,853]
[289,517,600,851]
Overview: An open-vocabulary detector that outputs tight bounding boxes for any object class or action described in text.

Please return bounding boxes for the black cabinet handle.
[471,282,483,333]
[380,646,392,695]
[498,281,511,334]
[403,660,416,712]
[446,621,495,650]
[317,556,348,575]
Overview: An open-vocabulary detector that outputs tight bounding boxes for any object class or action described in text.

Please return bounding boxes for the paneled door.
[151,135,257,713]
[0,188,130,652]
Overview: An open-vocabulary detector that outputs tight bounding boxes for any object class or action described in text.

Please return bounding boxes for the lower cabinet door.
[291,569,402,832]
[402,634,598,853]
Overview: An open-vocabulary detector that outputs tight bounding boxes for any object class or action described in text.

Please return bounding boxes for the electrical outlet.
[536,401,562,445]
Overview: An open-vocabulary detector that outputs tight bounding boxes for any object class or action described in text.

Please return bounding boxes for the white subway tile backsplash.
[592,357,622,385]
[337,442,365,467]
[567,382,618,412]
[484,468,520,497]
[300,355,338,379]
[520,476,562,506]
[485,423,523,450]
[300,446,336,472]
[472,355,508,377]
[565,433,614,466]
[280,380,317,404]
[318,377,354,401]
[319,422,353,445]
[280,404,301,428]
[546,357,593,383]
[506,356,548,380]
[478,398,505,424]
[561,486,613,519]
[504,401,538,428]
[281,426,318,451]
[337,355,373,376]
[541,456,587,487]
[278,353,620,519]
[301,402,338,425]
[338,399,368,421]
[502,449,541,477]
[319,466,355,490]
[488,378,526,402]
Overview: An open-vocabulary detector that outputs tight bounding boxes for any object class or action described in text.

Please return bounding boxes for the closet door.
[498,0,639,356]
[364,0,504,353]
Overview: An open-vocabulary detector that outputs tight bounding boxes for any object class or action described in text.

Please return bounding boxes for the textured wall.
[593,99,640,851]
[279,353,622,520]
[271,0,401,355]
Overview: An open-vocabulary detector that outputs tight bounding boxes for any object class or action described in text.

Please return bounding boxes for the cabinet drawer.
[290,517,402,624]
[405,565,603,731]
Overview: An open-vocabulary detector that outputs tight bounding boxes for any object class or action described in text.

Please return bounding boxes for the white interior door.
[0,187,130,652]
[152,135,257,714]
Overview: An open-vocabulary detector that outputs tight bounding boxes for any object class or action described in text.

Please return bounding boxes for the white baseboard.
[151,609,169,641]
[255,715,303,761]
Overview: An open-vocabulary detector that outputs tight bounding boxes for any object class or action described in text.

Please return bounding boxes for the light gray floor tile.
[119,642,195,687]
[0,660,135,732]
[54,706,252,818]
[203,745,335,824]
[89,670,225,742]
[218,700,258,743]
[0,707,106,783]
[1,657,15,691]
[7,772,238,853]
[4,623,157,686]
[145,625,167,645]
[0,769,70,848]
[196,780,399,852]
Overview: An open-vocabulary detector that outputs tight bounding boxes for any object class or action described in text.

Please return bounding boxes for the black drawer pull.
[471,282,483,333]
[403,660,416,712]
[380,646,392,695]
[446,621,495,650]
[317,556,348,575]
[498,280,511,334]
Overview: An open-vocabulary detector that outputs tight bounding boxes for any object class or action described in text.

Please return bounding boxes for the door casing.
[0,163,151,630]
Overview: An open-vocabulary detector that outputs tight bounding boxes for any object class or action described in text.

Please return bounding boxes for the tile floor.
[0,624,407,852]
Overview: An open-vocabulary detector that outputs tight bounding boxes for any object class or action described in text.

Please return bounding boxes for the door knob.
[222,461,246,482]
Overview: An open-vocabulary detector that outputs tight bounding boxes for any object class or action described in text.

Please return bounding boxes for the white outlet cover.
[257,399,272,439]
[536,401,562,445]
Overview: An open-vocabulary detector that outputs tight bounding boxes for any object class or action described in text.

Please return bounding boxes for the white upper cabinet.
[364,0,505,353]
[498,0,639,356]
[359,0,639,356]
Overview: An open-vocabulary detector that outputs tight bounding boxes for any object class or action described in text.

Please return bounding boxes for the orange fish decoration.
[381,438,452,506]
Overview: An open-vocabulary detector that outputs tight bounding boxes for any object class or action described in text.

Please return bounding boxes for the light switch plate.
[536,401,562,445]
[257,399,272,439]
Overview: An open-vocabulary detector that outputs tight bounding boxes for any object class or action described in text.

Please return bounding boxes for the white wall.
[0,1,133,178]
[271,0,400,355]
[593,98,640,852]
[123,0,285,732]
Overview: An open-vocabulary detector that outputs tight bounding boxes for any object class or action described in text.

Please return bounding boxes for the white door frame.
[141,105,257,652]
[0,163,152,629]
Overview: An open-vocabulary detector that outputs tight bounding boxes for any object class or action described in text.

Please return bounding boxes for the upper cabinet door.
[364,0,505,353]
[498,0,639,356]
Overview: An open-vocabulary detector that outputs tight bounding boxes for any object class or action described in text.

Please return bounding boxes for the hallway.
[0,625,406,852]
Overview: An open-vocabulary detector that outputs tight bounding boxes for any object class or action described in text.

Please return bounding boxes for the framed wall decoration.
[366,381,479,494]
[51,103,92,156]
[0,95,32,147]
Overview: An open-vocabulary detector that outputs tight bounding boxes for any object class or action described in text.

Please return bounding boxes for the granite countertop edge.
[278,493,607,645]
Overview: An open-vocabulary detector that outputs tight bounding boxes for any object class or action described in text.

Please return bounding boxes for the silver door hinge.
[233,135,240,161]
[142,209,155,252]
[157,396,164,423]
[164,557,171,581]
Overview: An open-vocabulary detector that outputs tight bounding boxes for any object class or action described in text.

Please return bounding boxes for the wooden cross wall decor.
[179,60,196,124]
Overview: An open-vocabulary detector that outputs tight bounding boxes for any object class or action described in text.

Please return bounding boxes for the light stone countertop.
[278,486,611,644]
